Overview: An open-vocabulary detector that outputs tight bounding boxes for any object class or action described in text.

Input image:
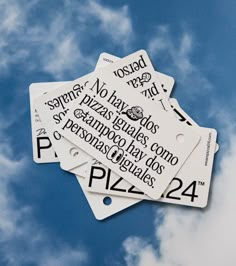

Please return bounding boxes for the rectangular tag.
[96,52,175,97]
[55,58,201,199]
[85,100,217,207]
[30,82,69,163]
[34,74,92,170]
[95,50,171,111]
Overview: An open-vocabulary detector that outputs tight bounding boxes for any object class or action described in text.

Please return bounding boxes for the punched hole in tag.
[103,196,112,206]
[69,147,79,157]
[176,134,184,143]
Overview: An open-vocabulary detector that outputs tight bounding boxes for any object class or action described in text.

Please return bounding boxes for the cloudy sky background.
[0,0,236,265]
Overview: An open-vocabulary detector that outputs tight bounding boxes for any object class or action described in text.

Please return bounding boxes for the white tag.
[170,98,219,153]
[30,81,93,178]
[96,52,175,97]
[85,101,217,207]
[30,82,69,163]
[34,75,92,171]
[55,51,200,199]
[94,50,171,111]
[76,175,141,220]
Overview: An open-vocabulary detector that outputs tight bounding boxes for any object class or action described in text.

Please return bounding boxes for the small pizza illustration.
[125,106,143,121]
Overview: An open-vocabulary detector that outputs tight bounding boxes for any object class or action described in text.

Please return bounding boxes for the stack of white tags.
[30,50,218,220]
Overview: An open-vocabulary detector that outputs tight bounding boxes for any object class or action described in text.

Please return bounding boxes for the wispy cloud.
[147,25,212,97]
[80,0,133,49]
[0,0,28,71]
[0,119,87,266]
[0,0,134,79]
[32,12,90,79]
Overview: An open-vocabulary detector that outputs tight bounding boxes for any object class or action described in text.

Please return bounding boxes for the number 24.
[163,178,199,202]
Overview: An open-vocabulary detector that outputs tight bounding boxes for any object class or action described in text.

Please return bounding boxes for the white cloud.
[0,0,89,78]
[34,13,89,79]
[0,120,87,266]
[0,0,28,70]
[81,0,133,48]
[122,124,236,266]
[0,0,134,78]
[147,26,212,96]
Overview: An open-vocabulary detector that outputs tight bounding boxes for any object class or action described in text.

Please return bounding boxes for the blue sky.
[0,0,236,265]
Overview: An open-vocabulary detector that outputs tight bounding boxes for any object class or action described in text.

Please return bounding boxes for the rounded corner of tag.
[33,157,40,164]
[139,49,148,56]
[29,83,35,91]
[199,200,208,209]
[99,52,108,58]
[212,128,218,137]
[59,162,70,172]
[150,192,163,201]
[169,76,175,85]
[94,213,106,221]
